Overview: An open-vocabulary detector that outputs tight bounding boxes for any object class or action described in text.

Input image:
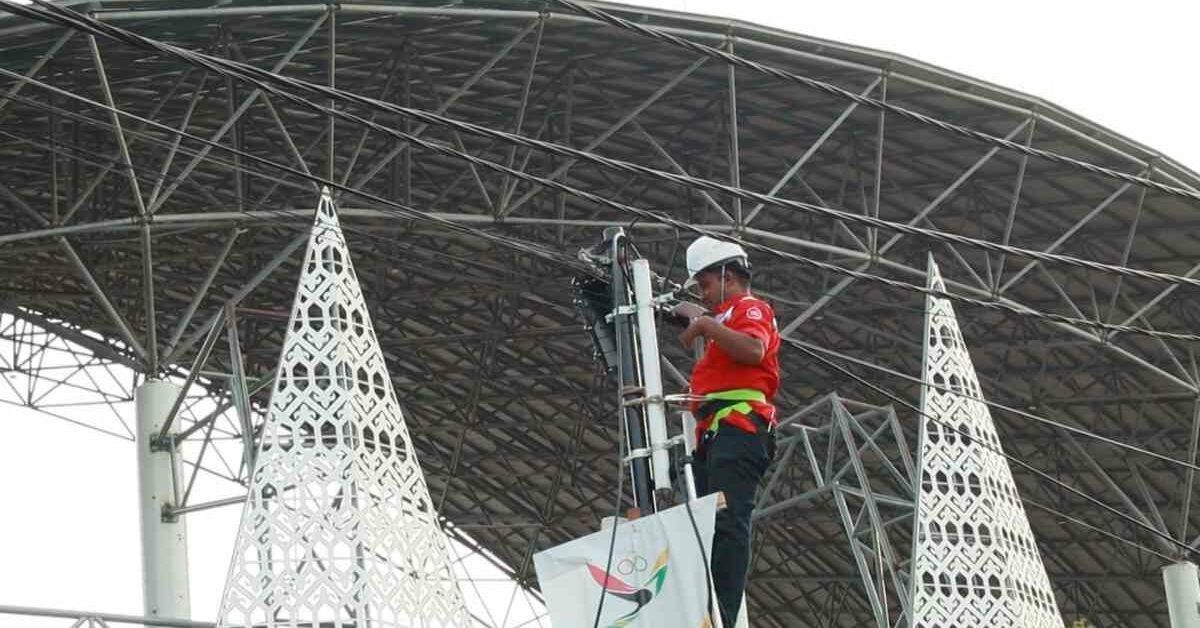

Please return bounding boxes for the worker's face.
[696,270,728,310]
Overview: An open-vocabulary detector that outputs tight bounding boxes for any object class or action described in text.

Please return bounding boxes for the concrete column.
[135,380,191,620]
[1164,561,1200,628]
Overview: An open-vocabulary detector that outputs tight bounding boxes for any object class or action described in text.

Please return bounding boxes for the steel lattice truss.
[2,1,1200,626]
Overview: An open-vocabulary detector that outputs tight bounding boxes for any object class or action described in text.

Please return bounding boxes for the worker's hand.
[679,315,714,349]
[670,301,708,321]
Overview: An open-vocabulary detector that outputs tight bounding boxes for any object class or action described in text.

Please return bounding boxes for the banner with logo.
[534,494,719,628]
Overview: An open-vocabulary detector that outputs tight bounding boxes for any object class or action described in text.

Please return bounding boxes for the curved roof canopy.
[2,1,1199,625]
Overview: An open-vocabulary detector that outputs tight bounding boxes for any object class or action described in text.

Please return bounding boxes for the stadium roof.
[2,1,1200,625]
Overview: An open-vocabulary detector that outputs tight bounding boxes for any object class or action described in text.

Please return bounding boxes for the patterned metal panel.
[910,257,1063,628]
[217,190,469,627]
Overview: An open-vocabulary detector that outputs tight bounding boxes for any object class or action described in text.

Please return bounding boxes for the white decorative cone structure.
[910,257,1064,628]
[217,190,469,627]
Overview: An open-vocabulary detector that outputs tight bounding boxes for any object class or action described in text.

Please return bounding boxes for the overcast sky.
[2,1,1198,626]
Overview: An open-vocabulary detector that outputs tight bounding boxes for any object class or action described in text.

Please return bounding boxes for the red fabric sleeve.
[726,298,774,345]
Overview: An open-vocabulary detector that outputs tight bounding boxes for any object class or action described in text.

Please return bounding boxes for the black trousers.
[693,419,774,626]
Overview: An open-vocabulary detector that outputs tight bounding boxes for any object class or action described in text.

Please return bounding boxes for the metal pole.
[631,259,672,498]
[1164,562,1200,628]
[609,228,654,513]
[135,380,191,620]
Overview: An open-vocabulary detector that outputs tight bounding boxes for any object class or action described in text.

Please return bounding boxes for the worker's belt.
[697,388,770,433]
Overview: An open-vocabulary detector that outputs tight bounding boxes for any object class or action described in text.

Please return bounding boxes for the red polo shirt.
[689,293,780,435]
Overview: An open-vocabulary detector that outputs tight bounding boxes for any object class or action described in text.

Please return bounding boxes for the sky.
[2,1,1199,626]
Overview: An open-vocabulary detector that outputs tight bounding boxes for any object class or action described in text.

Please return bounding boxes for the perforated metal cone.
[216,190,469,628]
[911,257,1064,628]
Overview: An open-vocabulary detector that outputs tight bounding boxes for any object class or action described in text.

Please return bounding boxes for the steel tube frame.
[742,76,882,226]
[89,34,158,374]
[146,12,327,213]
[37,0,1200,184]
[5,5,1200,622]
[164,230,307,364]
[5,204,1193,399]
[779,118,1032,336]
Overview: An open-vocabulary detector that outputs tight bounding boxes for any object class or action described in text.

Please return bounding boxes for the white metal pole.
[1164,562,1200,628]
[631,259,672,493]
[135,380,191,620]
[681,411,699,501]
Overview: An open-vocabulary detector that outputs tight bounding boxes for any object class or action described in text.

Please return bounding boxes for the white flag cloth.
[534,494,719,628]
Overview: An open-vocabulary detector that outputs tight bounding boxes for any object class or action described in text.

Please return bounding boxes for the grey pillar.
[135,380,191,620]
[1164,562,1200,628]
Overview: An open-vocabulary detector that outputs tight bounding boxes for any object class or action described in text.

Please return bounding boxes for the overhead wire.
[9,4,1200,525]
[0,100,585,297]
[547,0,1200,205]
[0,0,1187,570]
[1021,497,1173,562]
[2,1,1200,343]
[17,85,1196,485]
[6,6,1200,495]
[2,78,1105,343]
[789,340,1200,559]
[0,67,599,280]
[14,0,1200,294]
[783,334,1200,474]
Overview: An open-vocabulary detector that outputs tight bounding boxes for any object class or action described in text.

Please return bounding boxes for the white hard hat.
[684,236,750,288]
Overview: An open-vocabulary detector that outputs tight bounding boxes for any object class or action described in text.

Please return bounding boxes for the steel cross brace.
[754,392,915,628]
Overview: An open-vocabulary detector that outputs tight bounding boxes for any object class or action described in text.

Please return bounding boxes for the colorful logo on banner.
[586,549,669,627]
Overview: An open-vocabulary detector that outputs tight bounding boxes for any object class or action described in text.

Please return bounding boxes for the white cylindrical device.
[135,380,191,620]
[1165,561,1200,628]
[631,259,673,493]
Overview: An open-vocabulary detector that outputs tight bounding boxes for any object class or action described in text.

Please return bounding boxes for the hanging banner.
[534,494,719,628]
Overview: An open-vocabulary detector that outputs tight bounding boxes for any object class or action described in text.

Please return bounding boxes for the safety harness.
[697,388,769,433]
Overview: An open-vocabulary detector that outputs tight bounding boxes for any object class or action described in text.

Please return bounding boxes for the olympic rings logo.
[616,554,648,575]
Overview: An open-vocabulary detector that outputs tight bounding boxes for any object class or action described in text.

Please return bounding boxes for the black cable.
[1021,497,1173,562]
[14,74,1200,545]
[789,340,1200,558]
[3,10,1199,341]
[592,238,632,628]
[27,0,1196,291]
[1,22,1178,577]
[8,0,1200,446]
[9,77,1200,479]
[547,0,1200,206]
[677,444,717,625]
[649,288,716,624]
[0,102,589,309]
[783,335,1200,475]
[0,72,599,280]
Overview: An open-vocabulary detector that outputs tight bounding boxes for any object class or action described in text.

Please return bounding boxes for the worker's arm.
[679,316,765,365]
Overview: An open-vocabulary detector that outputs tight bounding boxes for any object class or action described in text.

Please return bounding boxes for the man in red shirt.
[675,236,779,626]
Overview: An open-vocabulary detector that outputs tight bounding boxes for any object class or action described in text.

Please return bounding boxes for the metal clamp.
[622,435,687,463]
[605,305,638,324]
[623,394,665,408]
[623,446,652,463]
[148,433,176,453]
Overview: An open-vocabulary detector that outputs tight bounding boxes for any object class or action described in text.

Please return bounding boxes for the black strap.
[696,398,739,422]
[750,413,775,434]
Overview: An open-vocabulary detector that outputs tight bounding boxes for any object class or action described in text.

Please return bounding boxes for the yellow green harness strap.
[703,388,767,433]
